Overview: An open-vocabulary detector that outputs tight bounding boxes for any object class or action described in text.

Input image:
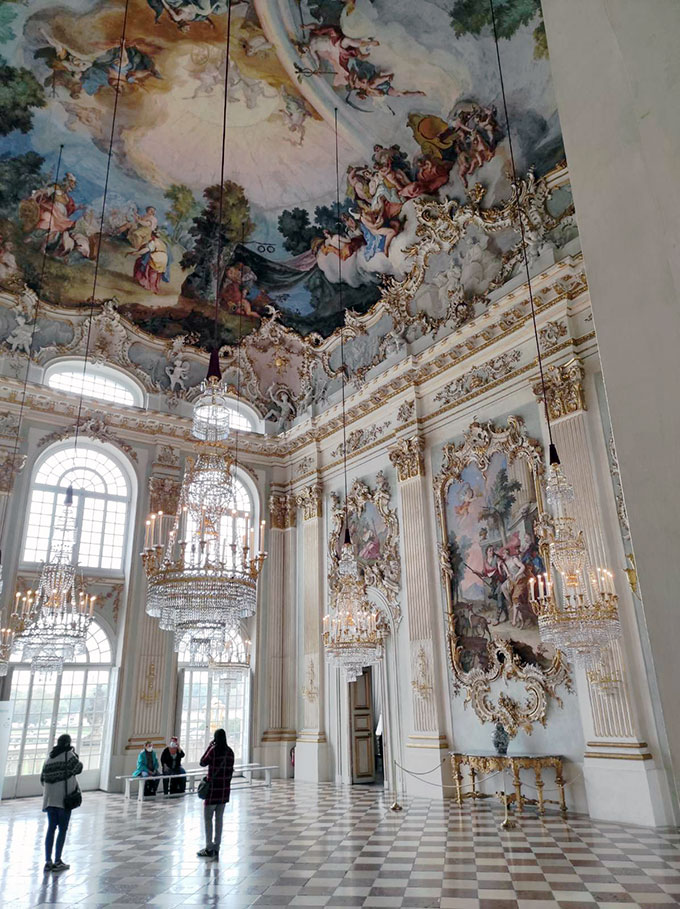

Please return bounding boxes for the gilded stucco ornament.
[532,357,586,420]
[37,417,139,462]
[388,436,425,482]
[269,490,297,530]
[148,475,182,515]
[380,169,573,340]
[330,420,391,459]
[0,450,26,494]
[452,638,571,737]
[328,472,401,624]
[434,417,572,732]
[295,483,323,521]
[434,350,521,407]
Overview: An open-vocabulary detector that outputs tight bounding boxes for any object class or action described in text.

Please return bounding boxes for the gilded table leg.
[511,762,523,814]
[555,761,567,816]
[534,766,545,816]
[470,767,478,799]
[453,757,463,805]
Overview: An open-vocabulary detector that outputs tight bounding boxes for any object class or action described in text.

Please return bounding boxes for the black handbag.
[63,751,82,811]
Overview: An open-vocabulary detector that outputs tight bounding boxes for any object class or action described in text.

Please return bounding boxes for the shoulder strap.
[64,751,69,791]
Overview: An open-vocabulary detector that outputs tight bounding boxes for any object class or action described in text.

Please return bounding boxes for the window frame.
[43,359,145,408]
[21,440,135,577]
[5,619,114,783]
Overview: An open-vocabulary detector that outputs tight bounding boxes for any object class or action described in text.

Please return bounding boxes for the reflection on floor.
[0,781,678,908]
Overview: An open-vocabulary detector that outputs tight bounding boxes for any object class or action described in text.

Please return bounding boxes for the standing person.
[198,728,234,859]
[40,733,83,873]
[161,736,186,795]
[132,741,160,796]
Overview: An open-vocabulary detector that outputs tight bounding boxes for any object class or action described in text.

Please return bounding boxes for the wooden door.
[349,668,375,784]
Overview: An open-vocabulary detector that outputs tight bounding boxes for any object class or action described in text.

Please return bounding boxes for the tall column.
[389,437,450,796]
[541,0,680,816]
[534,360,673,824]
[258,488,297,777]
[293,482,328,781]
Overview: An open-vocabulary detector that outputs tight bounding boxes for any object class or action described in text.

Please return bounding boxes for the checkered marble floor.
[0,781,678,908]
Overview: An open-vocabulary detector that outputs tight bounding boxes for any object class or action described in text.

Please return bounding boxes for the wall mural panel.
[434,417,571,734]
[329,471,400,624]
[0,0,567,355]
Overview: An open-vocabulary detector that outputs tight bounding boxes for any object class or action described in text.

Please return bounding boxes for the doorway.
[348,667,383,785]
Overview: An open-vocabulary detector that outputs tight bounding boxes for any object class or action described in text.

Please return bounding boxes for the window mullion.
[50,672,63,746]
[16,672,33,784]
[76,669,87,755]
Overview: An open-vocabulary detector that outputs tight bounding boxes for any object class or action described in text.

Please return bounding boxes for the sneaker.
[196,848,213,857]
[43,861,53,872]
[51,860,70,872]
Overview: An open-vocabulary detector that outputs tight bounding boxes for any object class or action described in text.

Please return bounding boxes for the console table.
[450,752,567,816]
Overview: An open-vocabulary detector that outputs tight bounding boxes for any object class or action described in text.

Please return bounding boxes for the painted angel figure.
[146,0,231,31]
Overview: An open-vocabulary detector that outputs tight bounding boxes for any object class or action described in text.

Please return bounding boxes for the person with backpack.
[197,728,234,859]
[40,733,83,873]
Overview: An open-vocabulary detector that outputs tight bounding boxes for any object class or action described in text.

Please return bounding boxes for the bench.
[116,763,278,801]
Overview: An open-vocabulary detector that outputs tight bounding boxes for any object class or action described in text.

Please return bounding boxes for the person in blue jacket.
[133,741,160,796]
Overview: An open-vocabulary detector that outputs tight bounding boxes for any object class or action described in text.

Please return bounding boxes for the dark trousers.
[45,807,71,862]
[163,766,186,795]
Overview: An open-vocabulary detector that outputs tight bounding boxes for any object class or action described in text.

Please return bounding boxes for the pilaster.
[534,359,672,824]
[293,482,328,781]
[389,436,450,796]
[257,489,297,776]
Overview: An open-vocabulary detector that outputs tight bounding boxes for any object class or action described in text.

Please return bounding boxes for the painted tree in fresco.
[180,180,255,301]
[277,200,353,256]
[450,0,547,59]
[164,184,199,243]
[0,56,46,135]
[448,531,472,605]
[0,151,44,217]
[479,467,521,546]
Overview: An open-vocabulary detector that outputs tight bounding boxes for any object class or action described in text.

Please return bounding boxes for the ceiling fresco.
[0,0,576,423]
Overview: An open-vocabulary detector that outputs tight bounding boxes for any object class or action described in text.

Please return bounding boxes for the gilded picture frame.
[433,416,572,735]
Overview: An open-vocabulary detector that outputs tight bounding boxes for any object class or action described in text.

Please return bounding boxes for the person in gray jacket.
[40,733,83,872]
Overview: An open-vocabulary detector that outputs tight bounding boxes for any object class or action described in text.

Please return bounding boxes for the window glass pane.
[5,620,112,783]
[23,448,129,571]
[48,369,135,407]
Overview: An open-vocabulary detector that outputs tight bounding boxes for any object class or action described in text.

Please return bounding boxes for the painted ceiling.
[0,0,574,422]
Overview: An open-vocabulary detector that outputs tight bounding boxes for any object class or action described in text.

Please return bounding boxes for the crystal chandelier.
[142,355,266,636]
[13,488,95,673]
[0,627,15,677]
[323,536,385,682]
[530,457,621,667]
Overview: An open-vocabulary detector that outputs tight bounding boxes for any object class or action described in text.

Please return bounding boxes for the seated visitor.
[132,740,160,796]
[161,736,186,795]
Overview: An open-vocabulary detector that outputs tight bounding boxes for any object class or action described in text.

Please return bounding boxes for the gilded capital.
[532,358,586,421]
[389,436,425,483]
[295,483,323,521]
[148,475,182,515]
[269,491,297,529]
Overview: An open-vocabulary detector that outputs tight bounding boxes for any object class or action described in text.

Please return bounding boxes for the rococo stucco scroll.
[329,471,401,625]
[434,416,571,733]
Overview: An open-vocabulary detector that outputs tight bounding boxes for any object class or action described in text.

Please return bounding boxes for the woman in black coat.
[160,737,186,795]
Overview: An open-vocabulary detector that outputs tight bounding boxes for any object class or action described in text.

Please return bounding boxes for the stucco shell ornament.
[434,416,572,734]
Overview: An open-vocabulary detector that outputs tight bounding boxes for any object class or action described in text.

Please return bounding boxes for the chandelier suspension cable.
[234,227,246,474]
[74,0,131,454]
[488,0,557,463]
[213,0,234,353]
[333,108,350,521]
[0,144,64,585]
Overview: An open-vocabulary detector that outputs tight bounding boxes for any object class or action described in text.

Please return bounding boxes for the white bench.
[116,763,278,801]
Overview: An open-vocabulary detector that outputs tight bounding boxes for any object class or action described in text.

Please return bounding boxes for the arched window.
[22,445,131,571]
[4,619,114,798]
[177,627,251,766]
[44,360,144,407]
